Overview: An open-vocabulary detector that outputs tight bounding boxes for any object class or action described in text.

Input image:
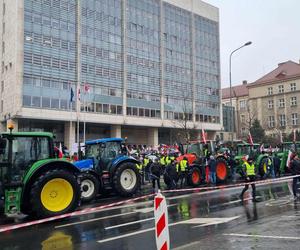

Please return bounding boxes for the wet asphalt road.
[1,181,300,250]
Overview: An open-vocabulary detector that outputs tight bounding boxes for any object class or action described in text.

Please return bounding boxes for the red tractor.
[177,141,231,186]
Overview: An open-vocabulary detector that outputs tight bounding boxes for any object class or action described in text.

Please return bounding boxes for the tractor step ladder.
[5,187,22,215]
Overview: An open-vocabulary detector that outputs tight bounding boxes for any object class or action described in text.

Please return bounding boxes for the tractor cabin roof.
[85,138,124,145]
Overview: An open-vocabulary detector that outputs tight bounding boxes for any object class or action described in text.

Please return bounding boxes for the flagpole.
[76,0,81,157]
[83,90,86,143]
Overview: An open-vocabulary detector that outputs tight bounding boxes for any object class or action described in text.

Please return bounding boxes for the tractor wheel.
[30,169,80,218]
[187,167,202,187]
[216,158,229,182]
[259,158,269,178]
[113,162,140,197]
[80,173,99,203]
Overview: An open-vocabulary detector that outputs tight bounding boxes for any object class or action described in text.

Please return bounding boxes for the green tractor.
[276,141,300,175]
[0,129,81,218]
[234,143,270,178]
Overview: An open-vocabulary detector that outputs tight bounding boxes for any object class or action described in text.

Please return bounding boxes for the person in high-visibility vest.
[240,157,258,202]
[160,154,166,168]
[136,161,144,185]
[177,157,189,188]
[143,155,150,182]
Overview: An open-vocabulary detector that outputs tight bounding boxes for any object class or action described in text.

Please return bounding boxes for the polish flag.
[77,88,81,101]
[201,128,207,144]
[279,130,283,144]
[248,132,254,146]
[286,150,293,168]
[84,83,91,93]
[293,129,297,143]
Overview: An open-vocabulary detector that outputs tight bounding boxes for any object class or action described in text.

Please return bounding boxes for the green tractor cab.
[0,130,81,218]
[234,143,269,178]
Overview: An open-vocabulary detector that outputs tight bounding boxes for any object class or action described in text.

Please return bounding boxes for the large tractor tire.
[113,162,140,197]
[80,173,99,203]
[216,158,229,182]
[187,167,202,187]
[29,169,80,218]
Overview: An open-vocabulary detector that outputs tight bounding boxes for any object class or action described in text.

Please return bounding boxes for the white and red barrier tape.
[154,190,170,250]
[0,174,299,233]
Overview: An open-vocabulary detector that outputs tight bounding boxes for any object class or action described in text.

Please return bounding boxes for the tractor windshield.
[85,141,122,171]
[0,136,50,181]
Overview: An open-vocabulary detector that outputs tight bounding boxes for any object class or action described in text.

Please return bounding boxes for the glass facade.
[22,0,220,124]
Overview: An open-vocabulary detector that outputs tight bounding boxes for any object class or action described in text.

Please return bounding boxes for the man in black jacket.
[290,155,300,198]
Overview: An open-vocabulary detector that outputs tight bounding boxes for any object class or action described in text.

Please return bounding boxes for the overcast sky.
[203,0,300,88]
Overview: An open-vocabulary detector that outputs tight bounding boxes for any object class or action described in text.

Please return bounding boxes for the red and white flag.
[84,82,91,93]
[77,88,81,101]
[248,132,254,146]
[201,128,207,144]
[293,129,297,142]
[259,144,264,152]
[279,130,283,144]
[286,150,293,168]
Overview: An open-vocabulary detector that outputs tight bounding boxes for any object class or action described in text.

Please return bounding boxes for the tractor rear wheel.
[30,169,80,218]
[187,167,202,187]
[216,158,229,182]
[80,173,99,203]
[113,162,140,197]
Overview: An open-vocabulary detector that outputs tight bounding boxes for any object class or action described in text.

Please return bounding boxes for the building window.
[290,96,297,106]
[267,87,273,95]
[239,100,247,110]
[241,115,245,123]
[291,113,298,126]
[268,100,274,109]
[290,83,297,91]
[268,116,275,128]
[278,98,285,108]
[279,114,286,127]
[278,85,284,93]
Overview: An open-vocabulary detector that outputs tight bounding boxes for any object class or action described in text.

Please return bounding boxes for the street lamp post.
[229,41,252,142]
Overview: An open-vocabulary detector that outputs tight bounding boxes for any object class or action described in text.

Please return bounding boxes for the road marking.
[98,216,239,243]
[55,211,137,229]
[105,217,154,230]
[172,241,201,250]
[189,216,240,228]
[223,233,300,240]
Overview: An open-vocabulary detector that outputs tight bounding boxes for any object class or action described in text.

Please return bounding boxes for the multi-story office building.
[248,60,300,137]
[0,0,221,149]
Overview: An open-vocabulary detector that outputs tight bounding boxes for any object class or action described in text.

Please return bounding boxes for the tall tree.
[249,119,265,143]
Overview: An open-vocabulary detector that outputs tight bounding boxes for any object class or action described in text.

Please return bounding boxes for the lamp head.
[244,41,252,46]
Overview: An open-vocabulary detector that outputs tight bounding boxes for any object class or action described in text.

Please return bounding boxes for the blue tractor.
[74,138,141,202]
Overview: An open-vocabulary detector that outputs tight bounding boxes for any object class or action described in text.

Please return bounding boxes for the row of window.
[127,38,160,56]
[267,113,299,127]
[25,32,76,51]
[127,22,159,41]
[23,75,123,97]
[127,55,159,70]
[165,64,191,77]
[267,97,298,109]
[24,52,76,71]
[23,95,70,110]
[81,25,121,42]
[29,0,77,11]
[267,83,297,95]
[127,73,160,86]
[196,101,220,110]
[25,13,76,32]
[126,90,160,102]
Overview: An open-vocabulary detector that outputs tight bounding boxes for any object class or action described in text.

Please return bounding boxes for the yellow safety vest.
[160,157,166,166]
[244,162,255,176]
[136,163,143,171]
[268,158,272,166]
[143,158,149,167]
[179,160,188,172]
[165,156,171,165]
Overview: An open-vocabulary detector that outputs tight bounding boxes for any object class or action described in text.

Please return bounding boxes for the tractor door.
[98,142,122,171]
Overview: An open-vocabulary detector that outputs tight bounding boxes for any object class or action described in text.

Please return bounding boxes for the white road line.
[105,217,154,230]
[55,211,137,229]
[223,233,300,240]
[97,221,184,244]
[172,241,201,250]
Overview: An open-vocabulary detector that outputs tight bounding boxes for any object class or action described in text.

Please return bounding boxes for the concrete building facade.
[0,0,221,149]
[248,60,300,138]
